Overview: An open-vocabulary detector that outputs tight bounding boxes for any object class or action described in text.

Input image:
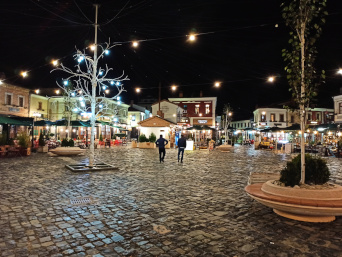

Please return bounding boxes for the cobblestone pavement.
[1,145,342,257]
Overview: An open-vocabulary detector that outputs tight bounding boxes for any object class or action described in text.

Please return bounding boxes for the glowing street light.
[21,71,28,78]
[338,68,342,75]
[55,89,60,94]
[228,112,232,116]
[136,88,141,93]
[214,81,221,87]
[35,89,40,94]
[0,80,3,85]
[52,60,58,66]
[267,76,275,82]
[90,44,96,51]
[188,34,196,41]
[105,89,110,94]
[132,41,139,48]
[171,85,177,91]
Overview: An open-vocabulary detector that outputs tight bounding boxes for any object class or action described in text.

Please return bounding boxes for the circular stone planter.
[50,147,85,156]
[217,144,234,152]
[245,180,342,222]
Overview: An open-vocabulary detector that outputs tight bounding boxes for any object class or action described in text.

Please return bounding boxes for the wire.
[73,0,93,23]
[100,0,131,26]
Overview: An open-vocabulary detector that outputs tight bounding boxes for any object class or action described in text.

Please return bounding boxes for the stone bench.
[247,172,280,185]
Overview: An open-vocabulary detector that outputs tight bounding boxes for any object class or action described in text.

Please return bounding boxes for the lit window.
[279,114,284,122]
[205,104,210,114]
[38,102,42,110]
[270,113,275,122]
[195,104,200,114]
[339,103,342,114]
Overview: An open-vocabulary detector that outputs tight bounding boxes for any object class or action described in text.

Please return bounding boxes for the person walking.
[177,134,187,163]
[155,135,168,163]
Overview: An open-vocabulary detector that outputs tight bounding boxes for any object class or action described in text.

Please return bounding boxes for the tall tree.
[222,104,233,145]
[282,0,327,184]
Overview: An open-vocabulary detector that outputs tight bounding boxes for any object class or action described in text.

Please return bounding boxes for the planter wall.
[38,145,48,153]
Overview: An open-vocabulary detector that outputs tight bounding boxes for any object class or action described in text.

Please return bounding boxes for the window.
[195,104,200,114]
[205,104,210,114]
[18,96,24,107]
[339,103,342,114]
[308,113,311,120]
[261,114,266,122]
[291,115,295,123]
[132,115,136,121]
[270,113,275,122]
[316,113,320,120]
[279,114,284,122]
[5,93,12,105]
[38,102,43,110]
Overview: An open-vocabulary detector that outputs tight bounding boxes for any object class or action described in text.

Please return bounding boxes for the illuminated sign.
[198,120,208,124]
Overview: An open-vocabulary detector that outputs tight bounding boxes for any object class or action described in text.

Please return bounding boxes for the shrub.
[17,132,30,148]
[149,132,156,143]
[139,134,147,142]
[38,133,45,146]
[279,154,330,186]
[69,139,75,147]
[99,134,103,142]
[61,138,69,147]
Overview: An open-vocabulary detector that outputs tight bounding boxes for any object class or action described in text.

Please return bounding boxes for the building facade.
[168,97,217,127]
[151,100,184,124]
[0,82,30,117]
[253,108,289,129]
[231,119,253,130]
[29,94,49,119]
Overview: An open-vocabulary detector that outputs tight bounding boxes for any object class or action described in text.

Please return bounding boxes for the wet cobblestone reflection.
[1,146,342,256]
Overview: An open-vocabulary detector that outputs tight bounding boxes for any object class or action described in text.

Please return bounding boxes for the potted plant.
[37,133,48,153]
[138,134,148,148]
[17,132,31,156]
[148,133,157,148]
[98,134,104,148]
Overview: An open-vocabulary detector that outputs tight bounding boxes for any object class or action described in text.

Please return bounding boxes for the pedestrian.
[177,134,187,163]
[155,135,168,163]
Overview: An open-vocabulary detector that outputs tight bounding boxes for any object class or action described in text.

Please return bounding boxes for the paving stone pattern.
[1,146,342,256]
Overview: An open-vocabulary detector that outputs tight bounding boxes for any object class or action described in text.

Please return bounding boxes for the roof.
[151,99,180,107]
[128,106,144,112]
[138,116,176,127]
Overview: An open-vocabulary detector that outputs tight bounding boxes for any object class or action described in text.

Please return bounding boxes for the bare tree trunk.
[300,21,306,184]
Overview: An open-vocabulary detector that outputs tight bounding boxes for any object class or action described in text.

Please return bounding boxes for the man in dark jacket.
[155,135,168,163]
[177,134,187,163]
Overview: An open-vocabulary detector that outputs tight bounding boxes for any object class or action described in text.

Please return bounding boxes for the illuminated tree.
[52,42,128,167]
[222,104,233,145]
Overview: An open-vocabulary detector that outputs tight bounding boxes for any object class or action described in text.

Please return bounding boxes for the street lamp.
[215,82,221,87]
[267,76,275,82]
[136,88,141,93]
[132,41,139,48]
[337,68,342,75]
[21,71,28,78]
[171,85,177,91]
[188,34,196,41]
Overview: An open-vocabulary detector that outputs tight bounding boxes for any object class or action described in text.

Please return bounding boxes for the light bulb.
[63,80,68,86]
[52,60,58,66]
[105,49,109,55]
[21,71,28,78]
[132,41,139,47]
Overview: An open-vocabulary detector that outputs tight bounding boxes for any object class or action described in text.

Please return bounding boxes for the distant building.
[231,119,254,130]
[253,108,290,129]
[0,82,30,117]
[29,94,49,119]
[168,97,217,127]
[151,100,184,124]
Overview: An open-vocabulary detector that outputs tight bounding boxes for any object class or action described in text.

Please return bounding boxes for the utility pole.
[89,4,99,168]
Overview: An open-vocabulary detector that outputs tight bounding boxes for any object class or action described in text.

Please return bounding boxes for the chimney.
[179,91,183,98]
[157,110,164,118]
[200,90,203,97]
[130,100,134,107]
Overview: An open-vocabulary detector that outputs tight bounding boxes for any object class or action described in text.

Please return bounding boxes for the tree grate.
[70,197,93,205]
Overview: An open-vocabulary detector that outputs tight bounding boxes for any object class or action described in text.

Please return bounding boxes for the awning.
[0,116,32,126]
[54,119,91,127]
[186,125,215,131]
[114,133,126,137]
[283,124,300,131]
[34,120,55,126]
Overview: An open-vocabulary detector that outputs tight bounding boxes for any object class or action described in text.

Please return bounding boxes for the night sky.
[0,0,342,119]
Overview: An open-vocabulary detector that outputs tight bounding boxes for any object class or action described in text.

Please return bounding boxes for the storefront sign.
[9,107,19,112]
[198,120,207,124]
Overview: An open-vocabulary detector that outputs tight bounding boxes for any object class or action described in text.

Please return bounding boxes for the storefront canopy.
[187,125,215,131]
[34,120,55,126]
[0,116,32,126]
[283,124,300,131]
[54,119,91,127]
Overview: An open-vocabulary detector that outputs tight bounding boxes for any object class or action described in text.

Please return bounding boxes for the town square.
[1,0,342,256]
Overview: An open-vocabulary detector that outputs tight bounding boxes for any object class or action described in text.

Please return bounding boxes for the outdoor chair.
[7,146,21,157]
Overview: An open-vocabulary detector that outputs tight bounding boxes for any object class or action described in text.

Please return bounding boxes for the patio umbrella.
[268,127,283,132]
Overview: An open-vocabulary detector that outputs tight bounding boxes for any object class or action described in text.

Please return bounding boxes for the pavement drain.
[70,197,94,206]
